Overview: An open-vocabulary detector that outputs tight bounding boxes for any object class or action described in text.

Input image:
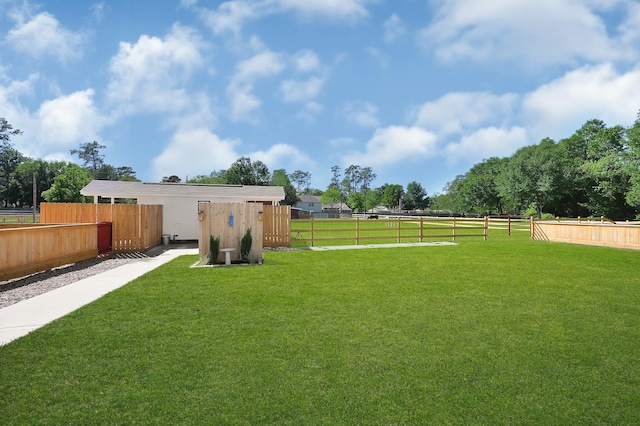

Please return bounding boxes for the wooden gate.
[263,205,291,247]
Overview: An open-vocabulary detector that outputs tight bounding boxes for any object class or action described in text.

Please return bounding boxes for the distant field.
[1,236,638,424]
[290,217,529,246]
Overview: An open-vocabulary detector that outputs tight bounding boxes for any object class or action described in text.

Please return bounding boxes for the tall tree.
[289,170,311,192]
[222,157,270,185]
[41,164,93,203]
[457,158,507,215]
[626,111,640,212]
[320,187,342,207]
[0,118,26,207]
[382,184,404,211]
[271,169,299,205]
[70,141,106,178]
[8,160,67,207]
[404,181,429,211]
[329,165,341,189]
[0,117,22,142]
[188,171,225,184]
[498,138,564,217]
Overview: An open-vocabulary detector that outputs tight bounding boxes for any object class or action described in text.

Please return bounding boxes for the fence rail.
[0,224,98,281]
[291,217,489,247]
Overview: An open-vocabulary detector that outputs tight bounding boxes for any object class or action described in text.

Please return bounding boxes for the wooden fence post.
[484,216,488,241]
[356,217,360,245]
[452,217,456,241]
[310,217,314,247]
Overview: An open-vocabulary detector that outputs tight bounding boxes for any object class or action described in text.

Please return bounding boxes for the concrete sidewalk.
[0,247,198,346]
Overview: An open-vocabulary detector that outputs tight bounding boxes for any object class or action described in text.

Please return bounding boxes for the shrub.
[208,235,220,265]
[240,228,252,261]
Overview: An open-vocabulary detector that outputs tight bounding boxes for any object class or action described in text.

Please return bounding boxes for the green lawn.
[1,236,639,424]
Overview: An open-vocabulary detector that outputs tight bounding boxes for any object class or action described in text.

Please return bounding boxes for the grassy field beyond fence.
[1,236,638,424]
[291,216,529,247]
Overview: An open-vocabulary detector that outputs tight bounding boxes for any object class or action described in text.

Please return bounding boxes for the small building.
[80,180,285,241]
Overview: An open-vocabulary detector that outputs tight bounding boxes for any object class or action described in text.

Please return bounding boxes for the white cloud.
[106,24,205,115]
[343,101,380,128]
[619,1,640,45]
[413,92,519,136]
[383,13,406,43]
[419,0,635,67]
[35,89,104,149]
[6,11,86,62]
[292,49,320,72]
[365,47,390,69]
[199,0,261,36]
[249,143,312,168]
[227,50,286,122]
[343,126,438,167]
[274,0,370,21]
[522,63,640,139]
[296,101,324,122]
[194,0,371,36]
[444,126,528,164]
[329,137,356,148]
[90,2,106,23]
[152,128,241,180]
[280,76,324,103]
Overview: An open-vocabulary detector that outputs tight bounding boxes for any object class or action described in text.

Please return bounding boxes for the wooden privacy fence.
[198,202,264,263]
[291,217,488,247]
[40,203,163,252]
[531,217,640,250]
[263,205,291,247]
[0,223,98,281]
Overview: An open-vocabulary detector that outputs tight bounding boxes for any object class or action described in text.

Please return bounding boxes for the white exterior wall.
[137,195,246,240]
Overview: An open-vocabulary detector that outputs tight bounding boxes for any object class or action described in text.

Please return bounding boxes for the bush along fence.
[290,216,492,247]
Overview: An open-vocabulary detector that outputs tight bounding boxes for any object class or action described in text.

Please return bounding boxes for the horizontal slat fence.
[0,224,98,281]
[531,217,640,250]
[40,203,163,252]
[291,217,488,247]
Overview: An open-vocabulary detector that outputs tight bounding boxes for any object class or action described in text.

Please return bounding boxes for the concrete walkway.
[0,247,198,346]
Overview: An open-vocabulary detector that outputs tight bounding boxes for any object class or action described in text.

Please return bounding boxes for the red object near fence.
[97,221,112,253]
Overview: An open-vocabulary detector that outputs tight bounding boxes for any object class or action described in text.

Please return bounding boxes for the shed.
[80,180,285,241]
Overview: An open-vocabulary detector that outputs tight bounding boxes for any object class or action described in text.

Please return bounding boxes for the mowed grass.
[1,236,639,424]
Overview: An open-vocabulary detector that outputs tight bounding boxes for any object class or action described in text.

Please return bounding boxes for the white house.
[80,180,285,241]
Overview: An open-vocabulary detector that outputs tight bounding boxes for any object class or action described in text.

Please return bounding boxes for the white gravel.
[0,255,144,309]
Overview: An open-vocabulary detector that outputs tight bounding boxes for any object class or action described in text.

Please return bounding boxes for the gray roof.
[81,180,285,200]
[298,194,321,203]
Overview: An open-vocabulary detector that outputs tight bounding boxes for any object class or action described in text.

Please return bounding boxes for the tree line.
[431,114,640,220]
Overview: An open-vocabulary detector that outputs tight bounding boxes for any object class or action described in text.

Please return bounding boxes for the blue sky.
[1,0,640,195]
